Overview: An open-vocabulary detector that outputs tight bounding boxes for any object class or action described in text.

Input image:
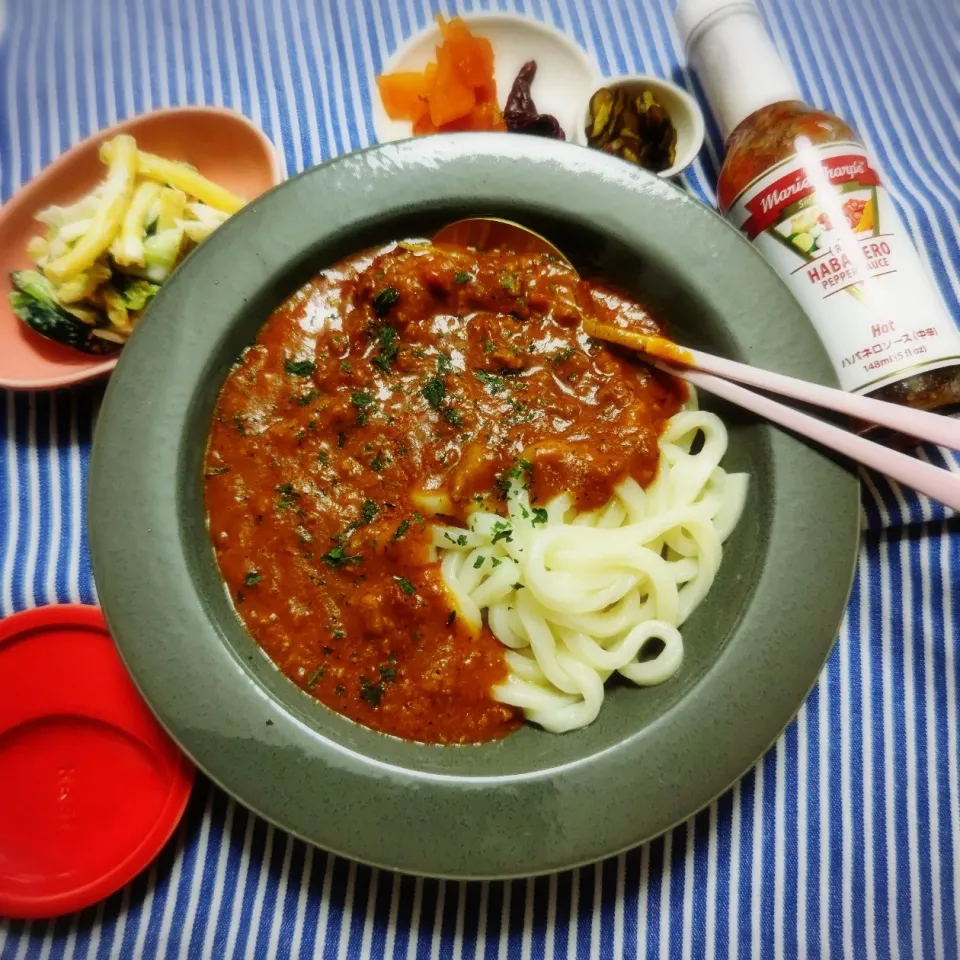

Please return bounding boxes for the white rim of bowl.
[379,12,598,79]
[372,12,600,144]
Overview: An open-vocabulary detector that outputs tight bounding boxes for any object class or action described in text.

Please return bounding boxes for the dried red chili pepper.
[504,61,565,140]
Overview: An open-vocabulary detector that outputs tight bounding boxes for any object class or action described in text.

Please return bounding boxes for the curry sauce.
[204,244,683,743]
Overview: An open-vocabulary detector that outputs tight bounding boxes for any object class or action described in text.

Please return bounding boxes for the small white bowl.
[575,75,706,178]
[372,13,599,145]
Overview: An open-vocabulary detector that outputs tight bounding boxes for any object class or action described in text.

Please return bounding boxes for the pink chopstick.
[665,365,960,511]
[659,344,960,452]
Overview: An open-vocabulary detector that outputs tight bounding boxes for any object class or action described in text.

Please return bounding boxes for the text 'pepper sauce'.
[204,244,683,744]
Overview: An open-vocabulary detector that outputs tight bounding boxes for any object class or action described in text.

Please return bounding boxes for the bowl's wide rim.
[89,134,860,879]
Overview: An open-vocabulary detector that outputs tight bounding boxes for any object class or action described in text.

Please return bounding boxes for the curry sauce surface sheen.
[204,244,683,744]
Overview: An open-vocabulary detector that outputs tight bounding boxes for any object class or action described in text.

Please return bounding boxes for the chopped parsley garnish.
[436,353,453,374]
[474,370,506,393]
[327,501,378,555]
[496,459,533,498]
[483,340,495,354]
[413,512,425,524]
[244,571,262,587]
[454,271,471,285]
[276,483,301,508]
[306,666,325,688]
[295,389,319,406]
[395,576,416,596]
[421,376,446,408]
[337,430,347,449]
[379,665,396,683]
[531,507,548,526]
[232,415,246,436]
[205,466,230,477]
[491,525,513,545]
[317,451,330,466]
[297,526,315,543]
[512,582,525,591]
[372,325,399,373]
[552,346,575,364]
[445,611,456,627]
[372,287,400,317]
[321,544,362,568]
[351,390,375,425]
[360,677,384,707]
[369,451,390,472]
[339,360,353,374]
[442,407,463,427]
[284,358,316,377]
[473,555,485,569]
[500,273,519,292]
[491,557,502,568]
[335,684,346,697]
[391,519,411,542]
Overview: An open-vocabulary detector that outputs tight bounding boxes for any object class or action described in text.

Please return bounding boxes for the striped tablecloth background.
[2,0,959,956]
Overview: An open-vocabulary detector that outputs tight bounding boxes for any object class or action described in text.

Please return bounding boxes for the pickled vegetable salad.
[10,133,245,354]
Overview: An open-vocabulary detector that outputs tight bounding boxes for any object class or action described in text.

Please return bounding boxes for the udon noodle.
[435,400,748,733]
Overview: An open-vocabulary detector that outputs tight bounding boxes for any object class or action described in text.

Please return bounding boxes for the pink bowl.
[0,107,282,391]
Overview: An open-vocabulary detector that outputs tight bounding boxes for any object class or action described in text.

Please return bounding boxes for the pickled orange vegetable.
[377,15,504,134]
[376,72,430,122]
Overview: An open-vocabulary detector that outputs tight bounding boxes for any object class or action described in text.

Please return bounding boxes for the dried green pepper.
[585,86,678,173]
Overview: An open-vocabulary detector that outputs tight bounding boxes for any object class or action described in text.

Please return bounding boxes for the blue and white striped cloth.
[2,0,959,956]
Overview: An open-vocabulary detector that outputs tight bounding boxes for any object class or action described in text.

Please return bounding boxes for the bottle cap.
[675,0,802,138]
[0,605,194,919]
[675,0,758,49]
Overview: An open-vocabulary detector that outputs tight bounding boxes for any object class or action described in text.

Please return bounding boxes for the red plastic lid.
[0,604,194,919]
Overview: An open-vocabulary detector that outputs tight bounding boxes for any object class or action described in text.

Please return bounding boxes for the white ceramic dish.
[371,13,599,145]
[575,75,706,178]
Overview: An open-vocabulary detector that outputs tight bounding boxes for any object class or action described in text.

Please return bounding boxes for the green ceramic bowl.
[89,135,860,879]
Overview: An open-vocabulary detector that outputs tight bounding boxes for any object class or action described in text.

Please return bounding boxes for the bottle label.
[724,141,960,394]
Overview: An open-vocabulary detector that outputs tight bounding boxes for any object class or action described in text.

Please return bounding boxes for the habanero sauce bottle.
[676,0,960,412]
